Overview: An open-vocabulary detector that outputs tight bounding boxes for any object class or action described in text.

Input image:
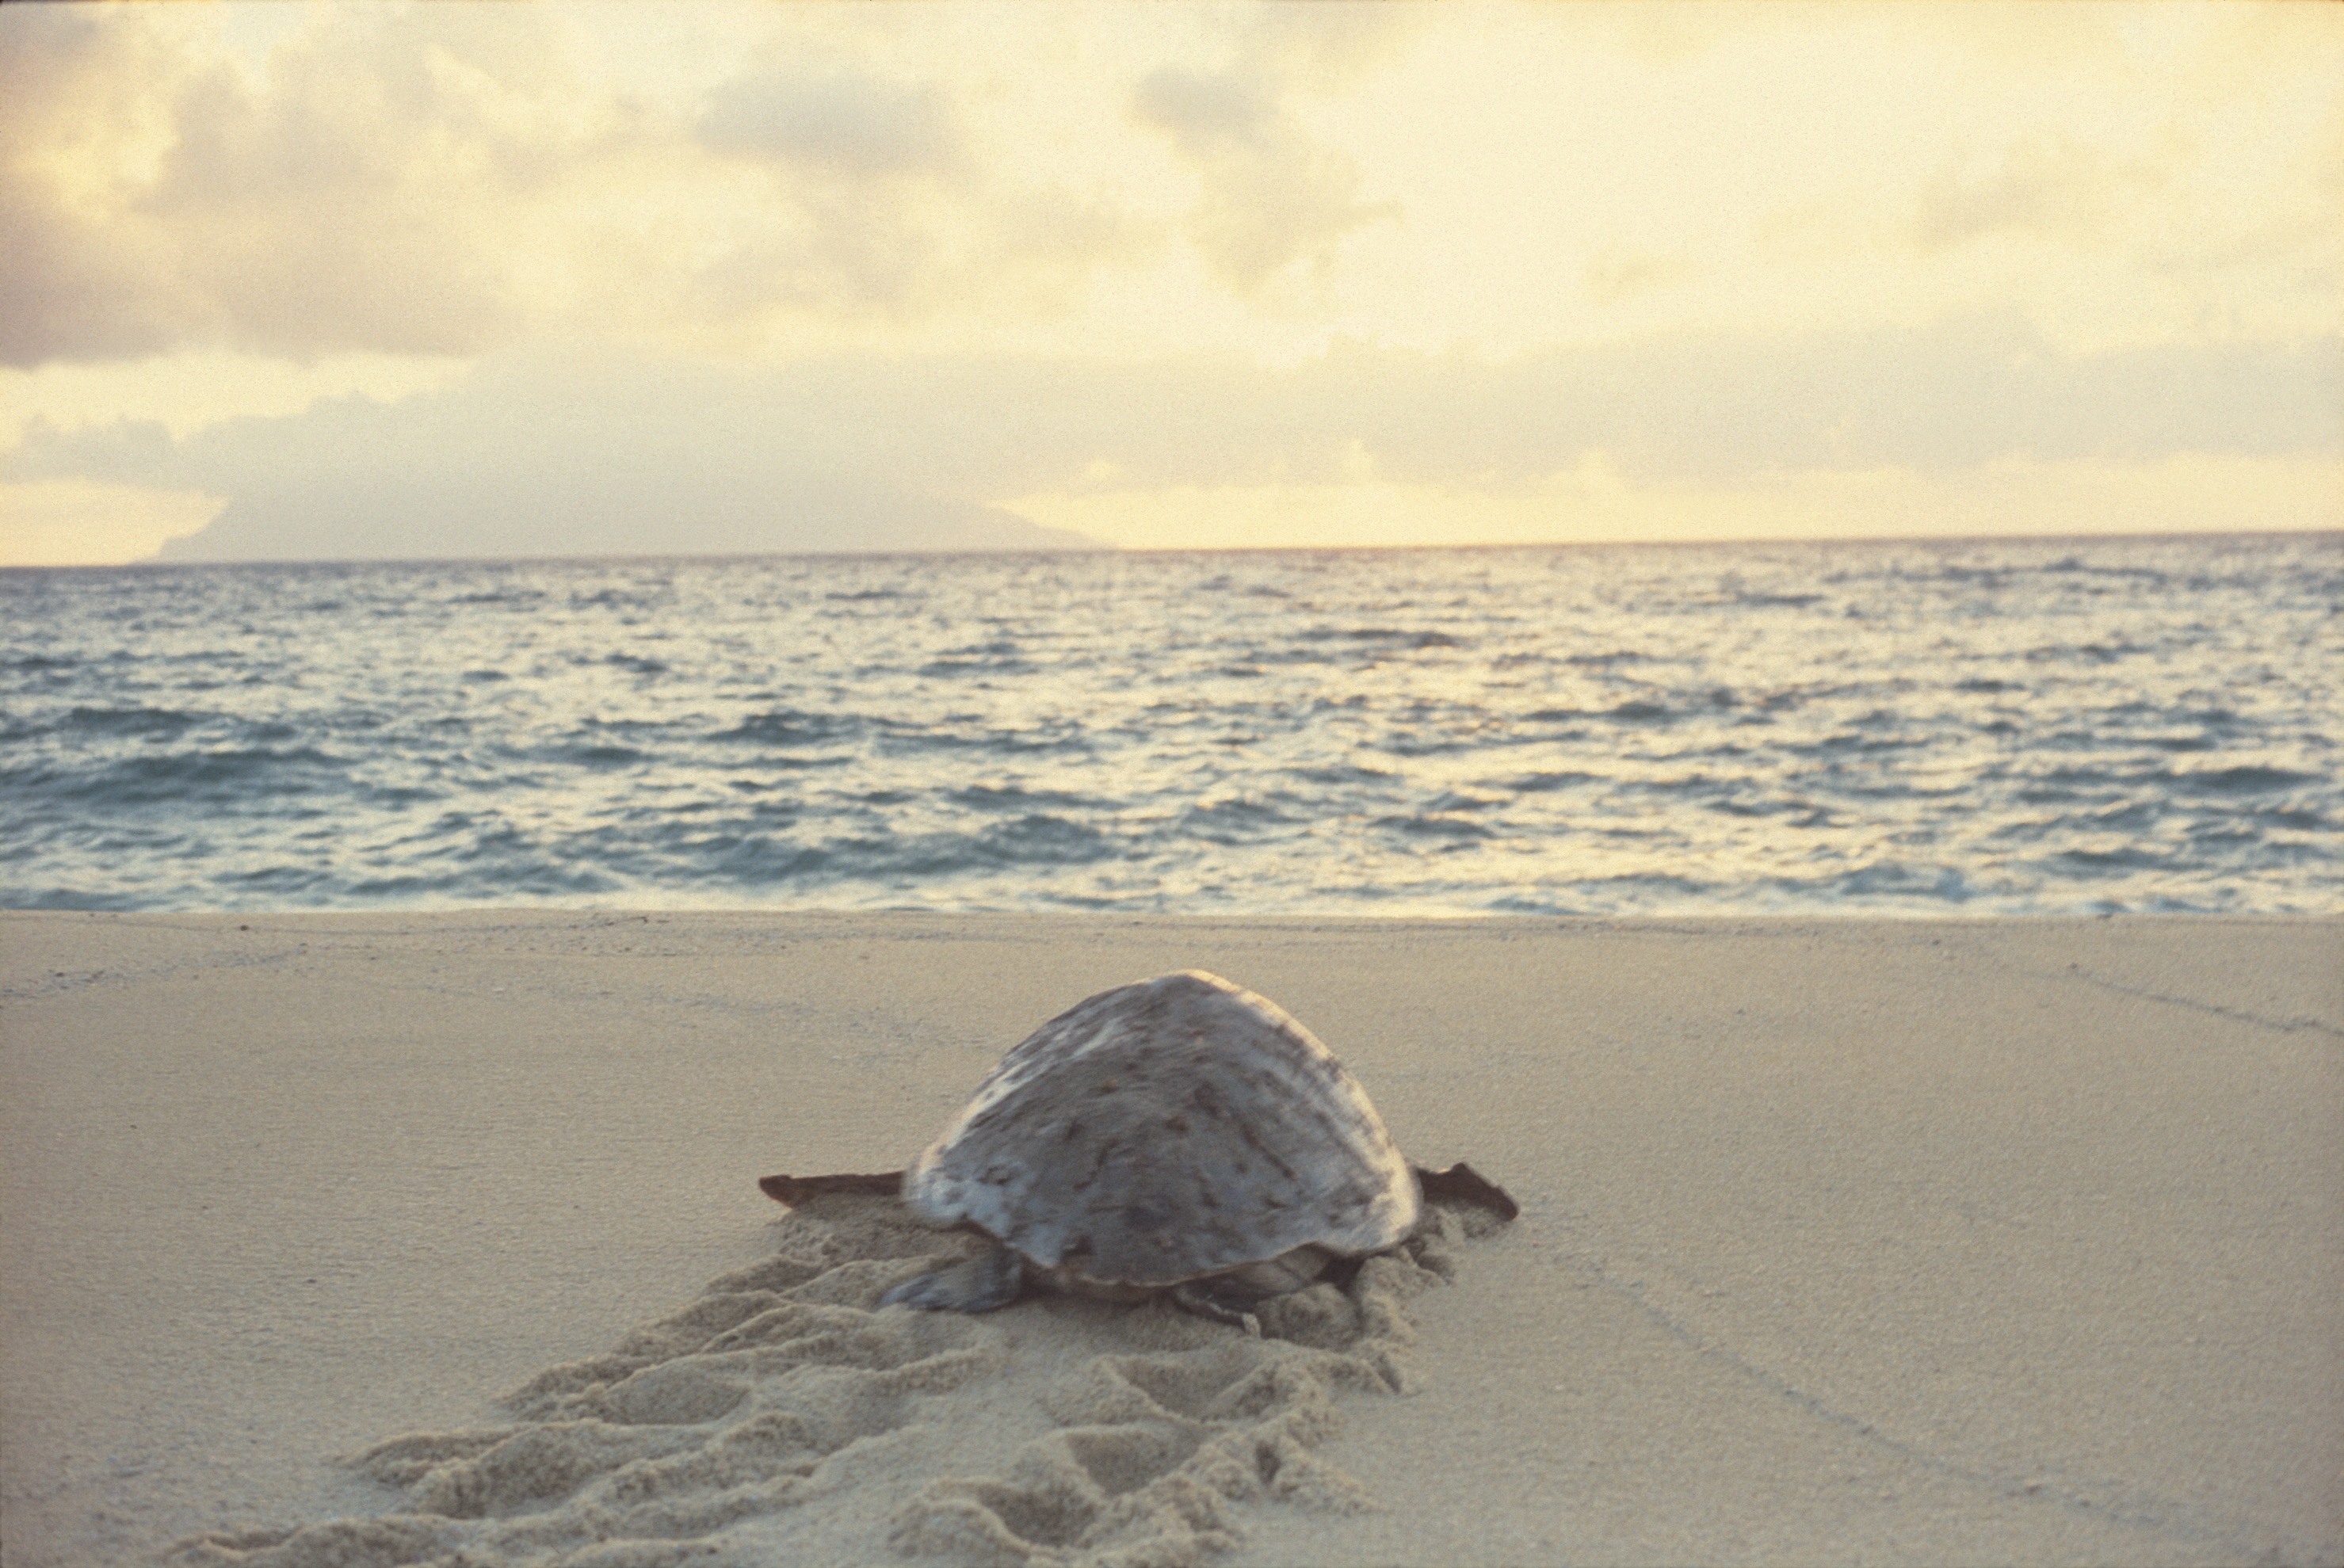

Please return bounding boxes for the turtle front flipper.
[1169,1276,1264,1332]
[1170,1244,1336,1331]
[880,1242,1027,1313]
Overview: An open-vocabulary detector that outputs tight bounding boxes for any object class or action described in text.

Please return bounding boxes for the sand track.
[165,1195,1504,1568]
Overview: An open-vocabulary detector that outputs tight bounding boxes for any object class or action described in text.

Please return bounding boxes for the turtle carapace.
[876,971,1422,1326]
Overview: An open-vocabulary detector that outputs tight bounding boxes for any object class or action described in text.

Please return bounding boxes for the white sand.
[2,912,2338,1566]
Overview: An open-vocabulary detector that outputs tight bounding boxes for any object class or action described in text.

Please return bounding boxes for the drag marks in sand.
[166,1192,1507,1567]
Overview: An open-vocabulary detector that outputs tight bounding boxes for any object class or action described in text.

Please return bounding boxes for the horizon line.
[6,525,2337,573]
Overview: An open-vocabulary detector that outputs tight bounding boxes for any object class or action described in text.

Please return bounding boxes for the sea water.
[2,534,2337,915]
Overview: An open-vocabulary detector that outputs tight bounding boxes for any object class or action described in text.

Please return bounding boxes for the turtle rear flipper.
[880,1243,1026,1313]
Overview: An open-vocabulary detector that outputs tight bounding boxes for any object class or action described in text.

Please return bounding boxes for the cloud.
[7,2,2334,382]
[1585,250,1689,305]
[6,353,1101,561]
[785,316,2342,498]
[1008,452,2344,551]
[699,68,956,177]
[1909,134,2165,251]
[1131,64,1393,293]
[0,6,582,366]
[12,318,2332,560]
[1227,2,1422,88]
[683,59,1143,323]
[0,7,1152,368]
[0,13,200,364]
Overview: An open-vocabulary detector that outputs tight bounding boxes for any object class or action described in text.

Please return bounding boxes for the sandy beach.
[2,910,2338,1566]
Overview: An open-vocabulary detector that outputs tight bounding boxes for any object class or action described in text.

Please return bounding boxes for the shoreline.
[4,911,2338,1565]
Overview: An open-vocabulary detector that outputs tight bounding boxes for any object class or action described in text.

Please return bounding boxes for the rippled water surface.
[3,536,2338,914]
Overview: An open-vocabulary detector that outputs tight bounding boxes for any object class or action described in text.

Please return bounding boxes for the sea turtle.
[762,970,1516,1327]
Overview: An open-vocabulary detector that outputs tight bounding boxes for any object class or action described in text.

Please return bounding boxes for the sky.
[1,1,2338,567]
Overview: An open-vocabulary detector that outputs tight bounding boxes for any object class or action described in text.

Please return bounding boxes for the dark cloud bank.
[10,318,2338,562]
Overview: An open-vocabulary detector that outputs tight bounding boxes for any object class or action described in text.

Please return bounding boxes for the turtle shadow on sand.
[762,971,1518,1335]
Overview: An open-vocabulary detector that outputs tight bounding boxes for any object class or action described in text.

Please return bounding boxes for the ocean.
[2,534,2337,916]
